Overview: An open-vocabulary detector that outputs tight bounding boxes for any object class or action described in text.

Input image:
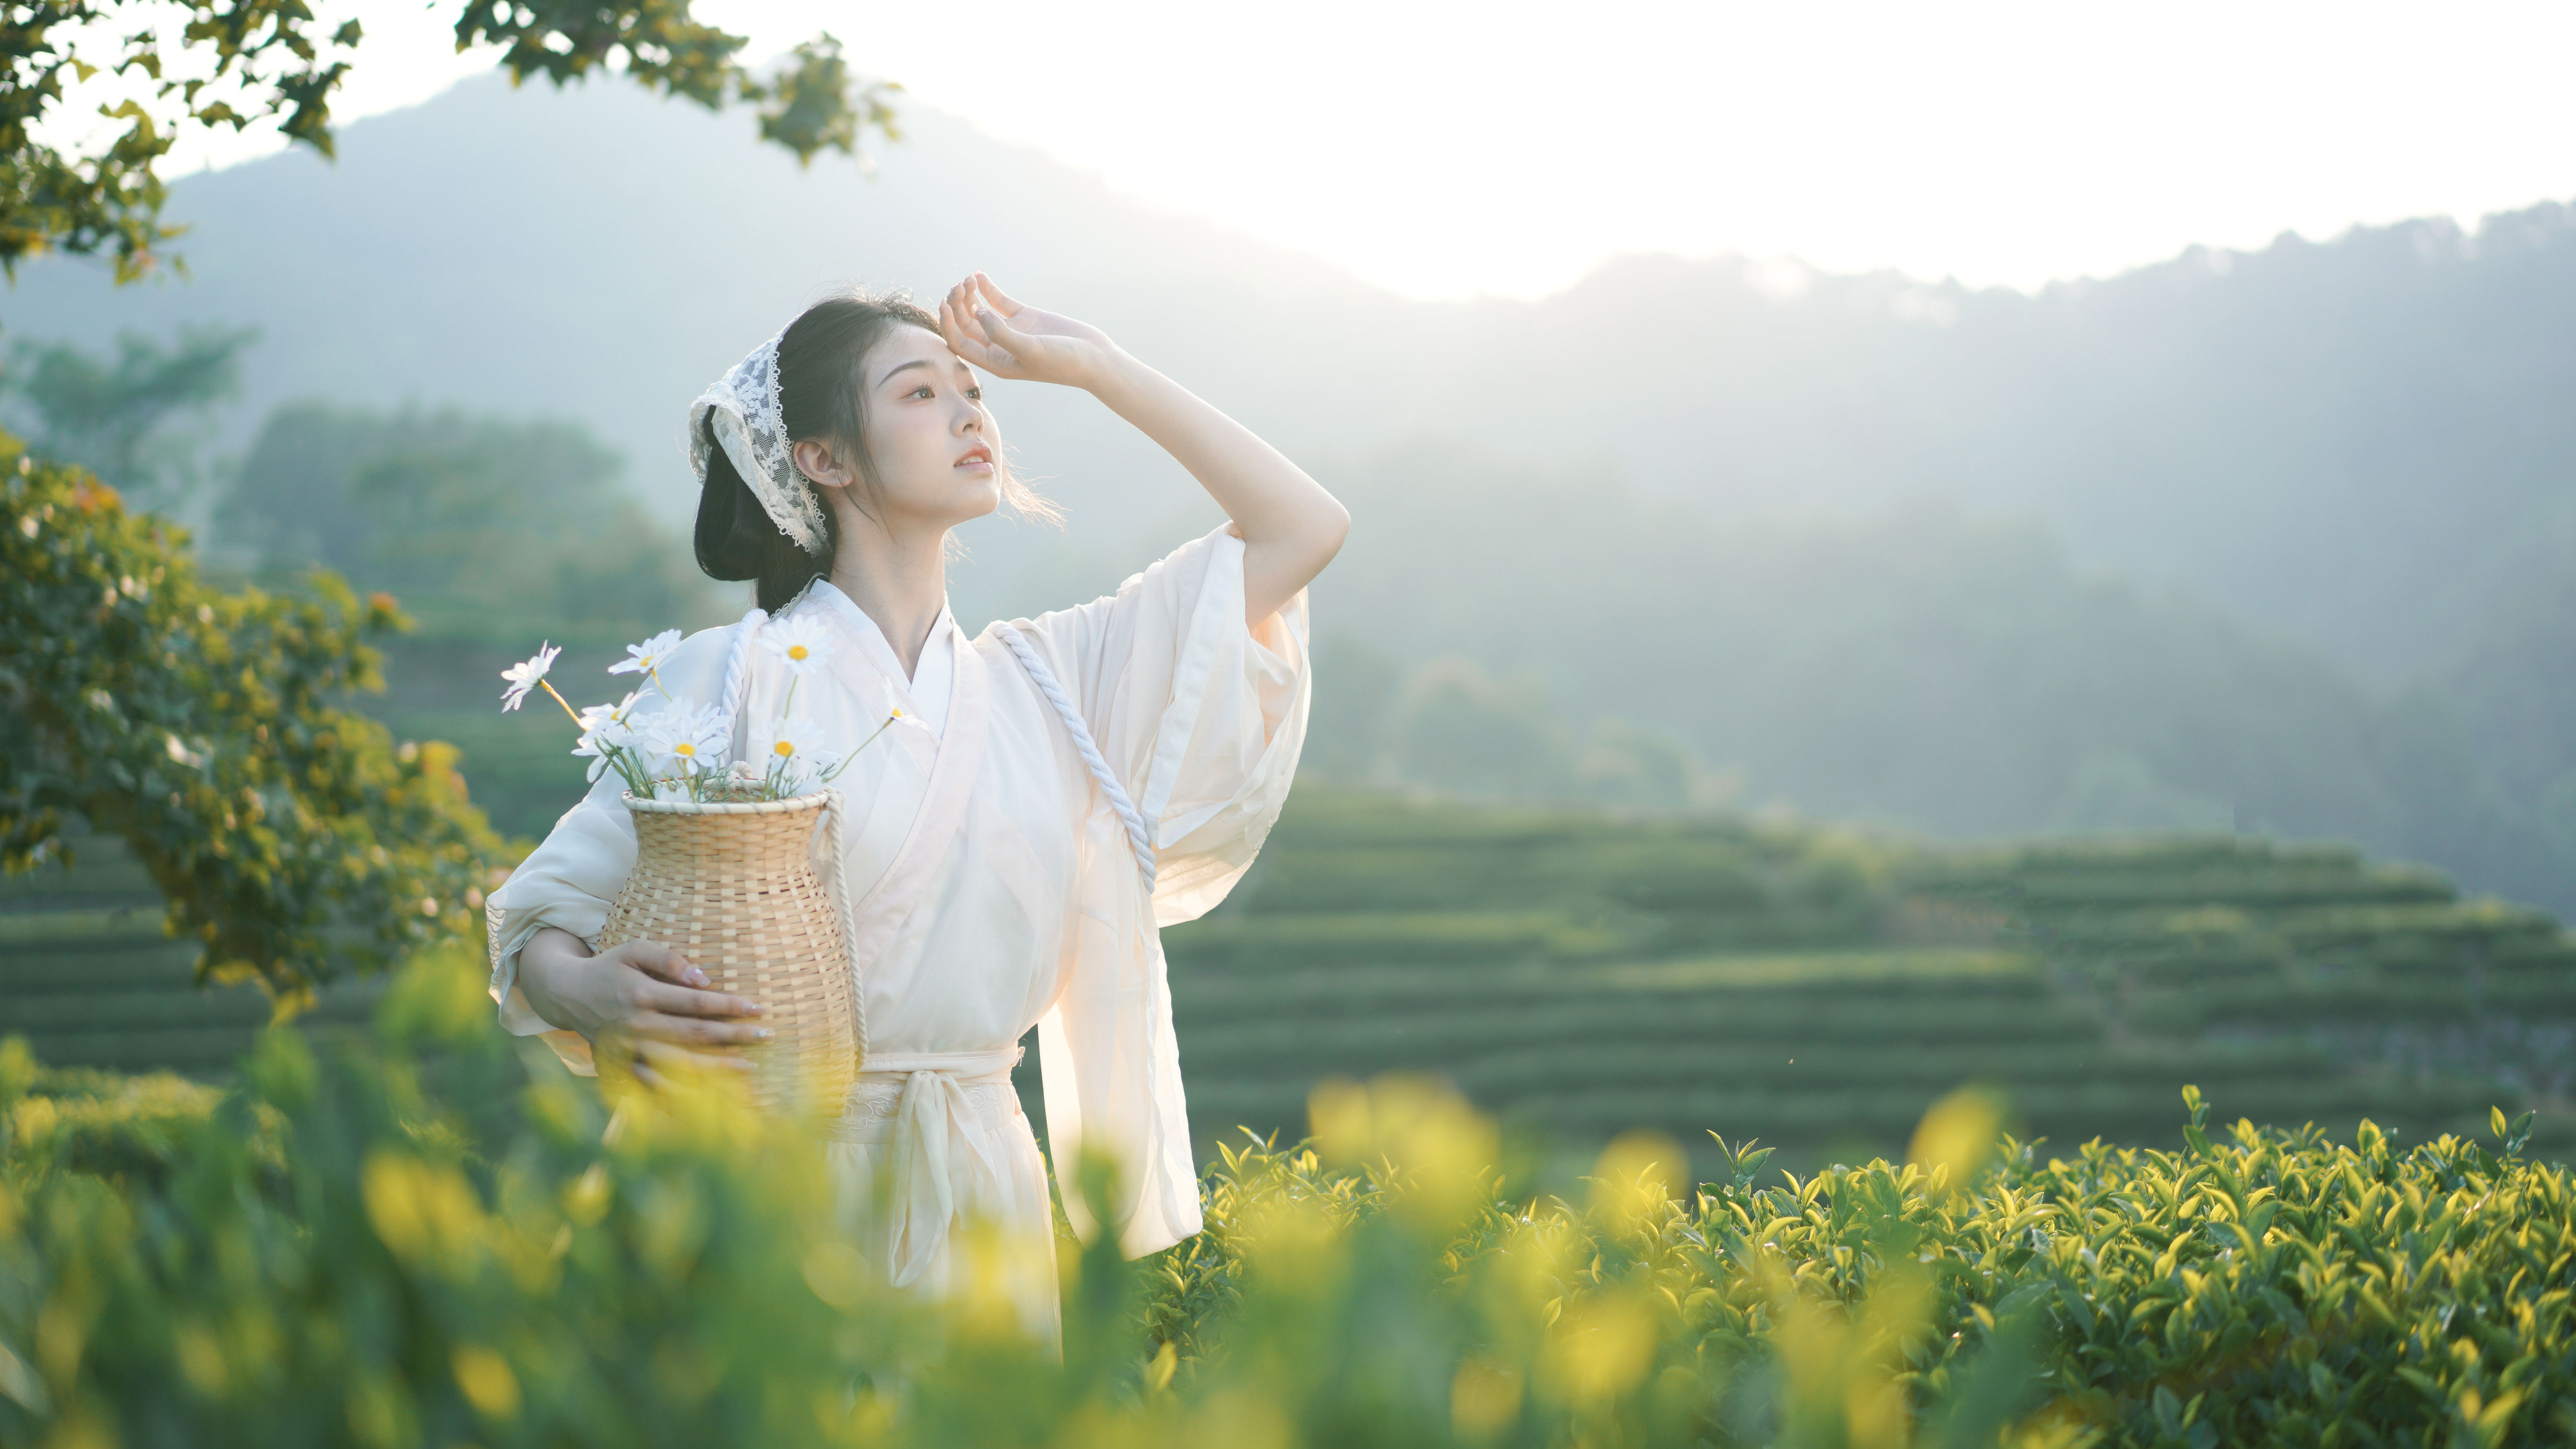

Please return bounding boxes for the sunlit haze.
[91,1,2576,297]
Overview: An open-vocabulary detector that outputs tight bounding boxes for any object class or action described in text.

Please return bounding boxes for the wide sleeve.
[1018,524,1312,1260]
[1008,522,1312,926]
[483,625,737,1074]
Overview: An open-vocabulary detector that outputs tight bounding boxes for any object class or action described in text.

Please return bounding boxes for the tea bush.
[1161,789,2573,1163]
[1,943,2571,1446]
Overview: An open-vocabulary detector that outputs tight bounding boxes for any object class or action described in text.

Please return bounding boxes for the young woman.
[485,275,1345,1338]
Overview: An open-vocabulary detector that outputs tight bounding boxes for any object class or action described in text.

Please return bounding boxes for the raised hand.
[938,273,1116,389]
[940,268,1349,627]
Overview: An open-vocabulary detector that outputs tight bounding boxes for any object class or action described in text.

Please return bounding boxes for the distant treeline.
[145,400,2576,918]
[214,402,723,646]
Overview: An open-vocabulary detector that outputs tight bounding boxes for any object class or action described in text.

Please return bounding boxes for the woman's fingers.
[972,304,1037,358]
[615,939,704,987]
[943,297,1026,377]
[980,317,1044,376]
[939,296,1000,368]
[957,276,1018,346]
[631,977,761,1020]
[632,1009,769,1051]
[973,272,1025,318]
[943,294,991,351]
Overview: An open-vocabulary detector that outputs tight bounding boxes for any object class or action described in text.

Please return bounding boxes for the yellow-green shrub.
[0,440,508,1005]
[1,945,2570,1447]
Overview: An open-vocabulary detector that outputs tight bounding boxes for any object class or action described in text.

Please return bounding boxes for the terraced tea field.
[1153,787,2576,1165]
[8,785,2568,1168]
[0,833,385,1074]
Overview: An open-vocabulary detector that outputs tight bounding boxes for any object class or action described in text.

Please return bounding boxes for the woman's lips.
[955,447,993,469]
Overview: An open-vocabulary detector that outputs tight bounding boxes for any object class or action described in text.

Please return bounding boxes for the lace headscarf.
[688,330,831,555]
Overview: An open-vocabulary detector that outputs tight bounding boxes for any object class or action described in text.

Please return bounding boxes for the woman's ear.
[794,437,852,492]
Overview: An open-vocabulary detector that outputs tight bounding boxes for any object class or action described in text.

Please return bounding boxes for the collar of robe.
[813,632,997,1288]
[805,581,958,735]
[834,628,990,1015]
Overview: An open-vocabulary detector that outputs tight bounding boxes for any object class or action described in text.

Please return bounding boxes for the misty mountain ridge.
[12,71,2576,911]
[18,72,2576,676]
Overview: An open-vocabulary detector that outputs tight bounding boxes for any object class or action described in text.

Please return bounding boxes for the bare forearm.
[515,927,595,1029]
[1084,348,1349,625]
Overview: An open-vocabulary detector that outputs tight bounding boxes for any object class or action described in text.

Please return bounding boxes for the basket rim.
[620,790,832,817]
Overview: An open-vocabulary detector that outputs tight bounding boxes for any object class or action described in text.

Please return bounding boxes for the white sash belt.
[825,1046,1025,1289]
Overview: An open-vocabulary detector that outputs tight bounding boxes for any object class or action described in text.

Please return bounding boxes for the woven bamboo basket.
[593,792,857,1115]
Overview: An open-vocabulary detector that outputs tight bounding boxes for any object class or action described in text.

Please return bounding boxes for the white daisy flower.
[759,614,836,677]
[498,642,560,712]
[759,717,843,793]
[572,692,639,742]
[571,692,643,782]
[640,699,728,778]
[608,628,684,679]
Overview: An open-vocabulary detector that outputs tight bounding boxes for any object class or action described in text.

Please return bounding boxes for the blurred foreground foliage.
[0,438,507,1005]
[2,942,2572,1447]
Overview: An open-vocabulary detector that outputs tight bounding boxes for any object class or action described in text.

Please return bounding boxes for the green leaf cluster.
[0,2,896,280]
[0,438,506,1005]
[1,1,364,279]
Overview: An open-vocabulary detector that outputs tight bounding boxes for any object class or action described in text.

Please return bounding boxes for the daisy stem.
[610,744,652,797]
[825,709,903,780]
[540,679,585,730]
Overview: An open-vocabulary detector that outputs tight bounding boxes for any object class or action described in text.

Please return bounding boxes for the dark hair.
[696,291,1034,613]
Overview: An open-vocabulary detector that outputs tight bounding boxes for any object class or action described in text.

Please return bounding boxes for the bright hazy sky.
[127,0,2576,301]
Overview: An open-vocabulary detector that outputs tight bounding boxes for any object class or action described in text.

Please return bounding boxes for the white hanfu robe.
[485,525,1310,1339]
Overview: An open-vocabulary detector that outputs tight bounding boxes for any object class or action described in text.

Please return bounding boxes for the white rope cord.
[992,623,1157,892]
[713,605,769,752]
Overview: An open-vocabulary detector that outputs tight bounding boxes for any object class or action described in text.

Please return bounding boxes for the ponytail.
[694,414,835,613]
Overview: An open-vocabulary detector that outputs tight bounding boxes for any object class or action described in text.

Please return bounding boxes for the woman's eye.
[966,387,982,401]
[910,386,934,399]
